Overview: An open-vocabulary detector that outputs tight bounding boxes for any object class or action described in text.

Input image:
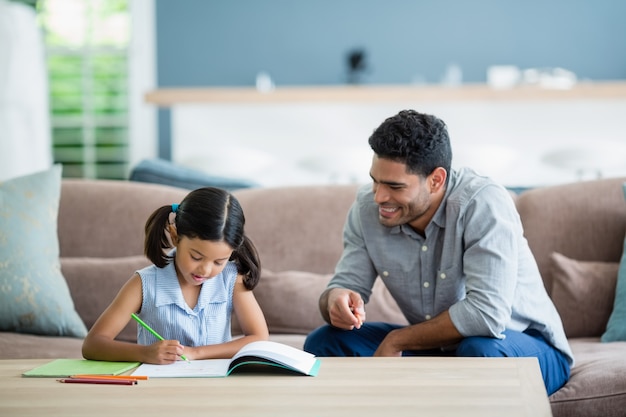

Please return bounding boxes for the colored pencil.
[57,378,136,385]
[71,374,148,381]
[131,313,189,362]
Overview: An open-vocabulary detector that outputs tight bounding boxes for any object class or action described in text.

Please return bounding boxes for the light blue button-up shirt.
[328,168,573,364]
[136,256,237,347]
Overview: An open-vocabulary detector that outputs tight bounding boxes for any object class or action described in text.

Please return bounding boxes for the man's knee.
[304,322,394,357]
[456,336,508,358]
[304,325,333,355]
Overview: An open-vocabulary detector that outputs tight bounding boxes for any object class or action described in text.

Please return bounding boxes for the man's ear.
[429,167,447,193]
[168,223,179,245]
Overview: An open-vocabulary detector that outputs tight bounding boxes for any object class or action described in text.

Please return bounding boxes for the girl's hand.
[144,340,186,364]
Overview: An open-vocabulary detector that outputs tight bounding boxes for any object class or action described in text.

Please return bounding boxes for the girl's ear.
[168,223,179,245]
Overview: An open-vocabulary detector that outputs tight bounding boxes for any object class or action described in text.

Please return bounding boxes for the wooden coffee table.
[0,357,551,416]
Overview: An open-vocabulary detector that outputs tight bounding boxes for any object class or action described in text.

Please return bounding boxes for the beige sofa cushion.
[550,338,626,417]
[234,270,408,335]
[61,256,151,342]
[59,179,188,258]
[0,331,83,359]
[549,252,618,338]
[515,177,626,294]
[233,185,359,274]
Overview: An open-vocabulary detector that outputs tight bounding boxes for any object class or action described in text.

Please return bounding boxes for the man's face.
[369,155,432,229]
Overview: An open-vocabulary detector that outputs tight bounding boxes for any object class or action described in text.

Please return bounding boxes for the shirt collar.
[154,261,185,308]
[154,259,227,313]
[429,168,458,231]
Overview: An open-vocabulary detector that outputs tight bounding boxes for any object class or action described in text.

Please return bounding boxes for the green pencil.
[131,313,189,362]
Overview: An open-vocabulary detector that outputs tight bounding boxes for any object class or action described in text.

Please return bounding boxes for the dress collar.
[154,257,227,314]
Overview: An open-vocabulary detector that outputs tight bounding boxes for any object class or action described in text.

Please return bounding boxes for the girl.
[82,187,269,364]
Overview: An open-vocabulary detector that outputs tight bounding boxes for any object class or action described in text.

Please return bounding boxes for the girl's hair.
[144,187,261,290]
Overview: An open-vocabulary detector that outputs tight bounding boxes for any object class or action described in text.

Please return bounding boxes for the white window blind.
[39,0,130,179]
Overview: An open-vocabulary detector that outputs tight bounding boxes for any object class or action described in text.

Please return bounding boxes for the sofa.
[1,174,625,417]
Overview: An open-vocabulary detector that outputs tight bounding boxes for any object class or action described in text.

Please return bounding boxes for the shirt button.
[382,271,389,277]
[425,314,432,320]
[423,282,430,288]
[440,273,446,279]
[421,245,428,252]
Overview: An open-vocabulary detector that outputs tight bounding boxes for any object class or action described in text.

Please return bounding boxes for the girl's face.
[173,235,234,287]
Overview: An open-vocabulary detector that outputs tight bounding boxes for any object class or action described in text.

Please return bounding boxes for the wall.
[155,0,626,87]
[152,1,626,188]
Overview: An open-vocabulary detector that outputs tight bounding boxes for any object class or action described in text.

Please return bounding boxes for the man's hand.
[373,329,403,357]
[373,311,464,356]
[323,288,366,330]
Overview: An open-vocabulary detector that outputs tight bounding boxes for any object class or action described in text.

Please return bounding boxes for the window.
[38,0,130,179]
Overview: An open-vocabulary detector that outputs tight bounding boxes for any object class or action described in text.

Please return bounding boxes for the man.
[304,110,572,395]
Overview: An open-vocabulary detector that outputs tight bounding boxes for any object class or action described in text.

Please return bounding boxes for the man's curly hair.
[368,110,452,182]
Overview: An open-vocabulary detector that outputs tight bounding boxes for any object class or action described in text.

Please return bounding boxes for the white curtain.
[0,0,52,181]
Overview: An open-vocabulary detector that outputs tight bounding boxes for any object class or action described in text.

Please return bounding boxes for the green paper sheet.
[22,359,140,378]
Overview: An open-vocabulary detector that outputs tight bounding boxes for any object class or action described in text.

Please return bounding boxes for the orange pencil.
[71,374,149,381]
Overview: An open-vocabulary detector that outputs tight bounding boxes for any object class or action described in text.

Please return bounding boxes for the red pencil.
[57,378,136,386]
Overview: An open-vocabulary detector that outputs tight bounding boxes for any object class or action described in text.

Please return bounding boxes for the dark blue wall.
[155,0,626,87]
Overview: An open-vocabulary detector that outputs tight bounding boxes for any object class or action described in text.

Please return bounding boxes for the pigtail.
[232,234,261,290]
[144,205,175,268]
[164,188,259,288]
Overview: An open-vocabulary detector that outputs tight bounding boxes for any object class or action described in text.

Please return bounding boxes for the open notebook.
[131,340,320,377]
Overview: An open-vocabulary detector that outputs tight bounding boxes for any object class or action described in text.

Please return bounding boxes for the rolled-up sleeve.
[448,186,521,338]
